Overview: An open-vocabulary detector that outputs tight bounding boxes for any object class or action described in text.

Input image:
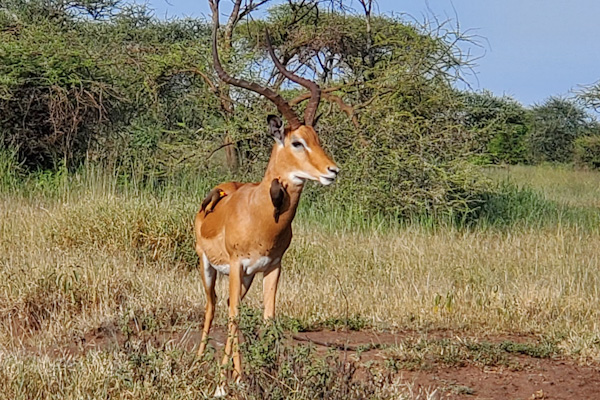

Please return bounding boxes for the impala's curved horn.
[265,30,321,127]
[211,5,301,129]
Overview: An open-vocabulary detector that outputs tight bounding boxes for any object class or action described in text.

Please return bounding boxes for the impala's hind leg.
[222,260,243,380]
[225,273,255,310]
[263,263,281,320]
[198,253,217,357]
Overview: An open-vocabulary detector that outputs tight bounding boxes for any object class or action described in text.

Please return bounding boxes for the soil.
[31,326,600,400]
[292,330,600,400]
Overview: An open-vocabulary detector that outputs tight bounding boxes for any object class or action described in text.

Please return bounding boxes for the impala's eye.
[291,141,304,149]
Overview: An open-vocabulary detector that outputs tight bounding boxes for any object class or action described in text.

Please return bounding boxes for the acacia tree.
[255,4,481,216]
[204,0,485,217]
[238,2,475,133]
[578,80,600,112]
[528,97,594,163]
[461,91,529,164]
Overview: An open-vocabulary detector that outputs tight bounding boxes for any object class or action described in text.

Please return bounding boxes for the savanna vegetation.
[1,0,600,398]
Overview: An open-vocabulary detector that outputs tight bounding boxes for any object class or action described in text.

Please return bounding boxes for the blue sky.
[146,0,600,106]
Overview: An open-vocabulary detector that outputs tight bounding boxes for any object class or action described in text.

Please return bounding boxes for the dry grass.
[0,193,442,398]
[2,191,600,355]
[1,165,600,397]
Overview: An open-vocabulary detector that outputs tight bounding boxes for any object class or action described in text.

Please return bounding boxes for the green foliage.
[499,340,558,359]
[1,0,499,222]
[527,97,594,163]
[320,85,489,220]
[318,314,369,331]
[461,91,530,164]
[475,182,557,227]
[384,337,560,372]
[240,5,491,220]
[0,0,220,171]
[245,5,453,86]
[574,135,600,170]
[473,176,600,230]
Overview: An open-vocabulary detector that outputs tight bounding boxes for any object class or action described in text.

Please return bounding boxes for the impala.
[195,0,339,382]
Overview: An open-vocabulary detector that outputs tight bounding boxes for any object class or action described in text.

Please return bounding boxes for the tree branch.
[290,88,360,130]
[322,92,359,129]
[289,85,346,106]
[224,0,243,46]
[175,68,234,113]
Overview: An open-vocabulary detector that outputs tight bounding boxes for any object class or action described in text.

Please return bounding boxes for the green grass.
[487,164,600,210]
[477,165,600,231]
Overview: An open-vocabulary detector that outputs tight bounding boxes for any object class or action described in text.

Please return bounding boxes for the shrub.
[574,135,600,170]
[461,91,530,165]
[0,1,218,170]
[527,97,593,163]
[314,84,491,221]
[236,306,391,400]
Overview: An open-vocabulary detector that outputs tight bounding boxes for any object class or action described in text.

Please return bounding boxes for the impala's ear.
[267,115,285,145]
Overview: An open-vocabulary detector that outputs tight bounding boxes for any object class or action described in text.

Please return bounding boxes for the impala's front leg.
[263,263,281,320]
[222,260,243,379]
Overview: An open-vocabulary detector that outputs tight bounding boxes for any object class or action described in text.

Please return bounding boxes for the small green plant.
[499,340,558,359]
[320,314,370,331]
[234,306,398,400]
[0,146,21,192]
[383,337,560,372]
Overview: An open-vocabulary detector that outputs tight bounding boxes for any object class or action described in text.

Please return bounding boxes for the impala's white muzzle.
[319,166,339,185]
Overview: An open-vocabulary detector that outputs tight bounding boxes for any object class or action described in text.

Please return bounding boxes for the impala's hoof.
[214,385,227,397]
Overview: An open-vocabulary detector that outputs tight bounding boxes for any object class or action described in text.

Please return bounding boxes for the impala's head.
[267,115,339,186]
[211,14,339,186]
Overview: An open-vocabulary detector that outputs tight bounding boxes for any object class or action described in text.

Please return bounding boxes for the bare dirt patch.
[292,330,600,400]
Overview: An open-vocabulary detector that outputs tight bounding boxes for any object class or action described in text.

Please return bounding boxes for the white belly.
[210,256,280,276]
